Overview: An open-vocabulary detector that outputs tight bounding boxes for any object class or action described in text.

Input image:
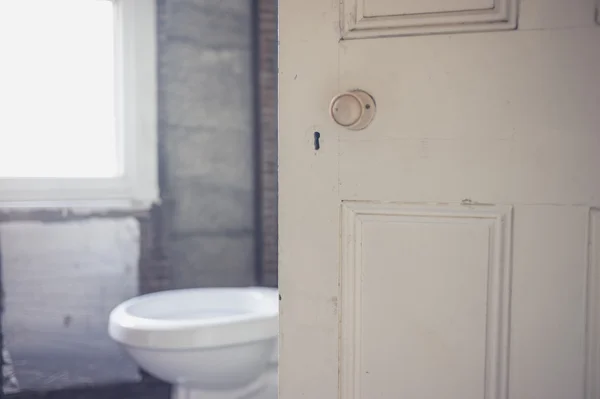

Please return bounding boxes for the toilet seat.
[109,287,278,350]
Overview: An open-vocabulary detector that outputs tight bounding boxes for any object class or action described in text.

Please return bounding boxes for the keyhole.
[314,131,321,150]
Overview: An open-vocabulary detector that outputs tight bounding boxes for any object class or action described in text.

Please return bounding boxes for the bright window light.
[0,0,158,209]
[0,0,119,178]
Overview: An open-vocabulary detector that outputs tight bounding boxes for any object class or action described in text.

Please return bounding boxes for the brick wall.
[257,0,278,287]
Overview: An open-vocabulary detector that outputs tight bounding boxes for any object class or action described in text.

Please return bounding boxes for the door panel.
[509,206,588,399]
[279,0,600,398]
[519,0,594,29]
[341,0,517,39]
[364,0,495,17]
[341,203,511,399]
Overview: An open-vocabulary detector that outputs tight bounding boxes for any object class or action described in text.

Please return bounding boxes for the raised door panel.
[341,0,518,39]
[341,203,512,399]
[586,209,600,399]
[505,206,589,399]
[364,0,494,16]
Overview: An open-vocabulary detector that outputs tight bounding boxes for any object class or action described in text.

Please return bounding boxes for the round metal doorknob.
[329,90,376,130]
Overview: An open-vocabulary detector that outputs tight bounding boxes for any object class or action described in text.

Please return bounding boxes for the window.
[0,0,158,209]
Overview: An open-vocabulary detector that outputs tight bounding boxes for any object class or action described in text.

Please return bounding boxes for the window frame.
[0,0,158,211]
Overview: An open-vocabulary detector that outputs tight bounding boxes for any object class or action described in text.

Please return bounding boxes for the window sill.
[0,202,156,223]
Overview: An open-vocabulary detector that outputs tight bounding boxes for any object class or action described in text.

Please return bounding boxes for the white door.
[279,1,600,398]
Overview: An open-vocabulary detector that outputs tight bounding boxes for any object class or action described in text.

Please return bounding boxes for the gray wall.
[1,219,140,390]
[158,0,257,289]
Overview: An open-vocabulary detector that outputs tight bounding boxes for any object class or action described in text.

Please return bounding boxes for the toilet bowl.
[108,287,278,399]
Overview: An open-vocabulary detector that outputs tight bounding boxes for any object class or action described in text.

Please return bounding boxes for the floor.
[4,352,277,399]
[5,381,170,399]
[3,334,138,392]
[3,348,20,394]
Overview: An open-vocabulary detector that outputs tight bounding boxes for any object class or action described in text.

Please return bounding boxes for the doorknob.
[329,90,376,130]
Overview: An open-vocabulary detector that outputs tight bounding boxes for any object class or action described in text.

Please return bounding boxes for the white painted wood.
[341,203,512,399]
[508,206,588,398]
[0,0,158,210]
[518,0,594,29]
[279,0,600,398]
[364,0,494,17]
[587,210,600,399]
[341,0,517,39]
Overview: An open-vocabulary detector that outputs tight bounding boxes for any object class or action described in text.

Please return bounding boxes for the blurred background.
[0,0,278,396]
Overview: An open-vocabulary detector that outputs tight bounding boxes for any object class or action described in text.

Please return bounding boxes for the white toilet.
[108,287,278,399]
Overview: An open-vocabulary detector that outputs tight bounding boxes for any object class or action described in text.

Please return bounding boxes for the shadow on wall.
[1,219,141,393]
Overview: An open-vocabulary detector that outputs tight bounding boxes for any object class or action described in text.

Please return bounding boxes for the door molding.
[585,209,600,399]
[339,202,513,399]
[340,0,518,39]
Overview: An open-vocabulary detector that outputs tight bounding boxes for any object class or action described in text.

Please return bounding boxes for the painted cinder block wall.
[157,0,278,290]
[157,0,258,289]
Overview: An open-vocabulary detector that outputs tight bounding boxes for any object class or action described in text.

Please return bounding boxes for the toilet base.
[173,372,273,399]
